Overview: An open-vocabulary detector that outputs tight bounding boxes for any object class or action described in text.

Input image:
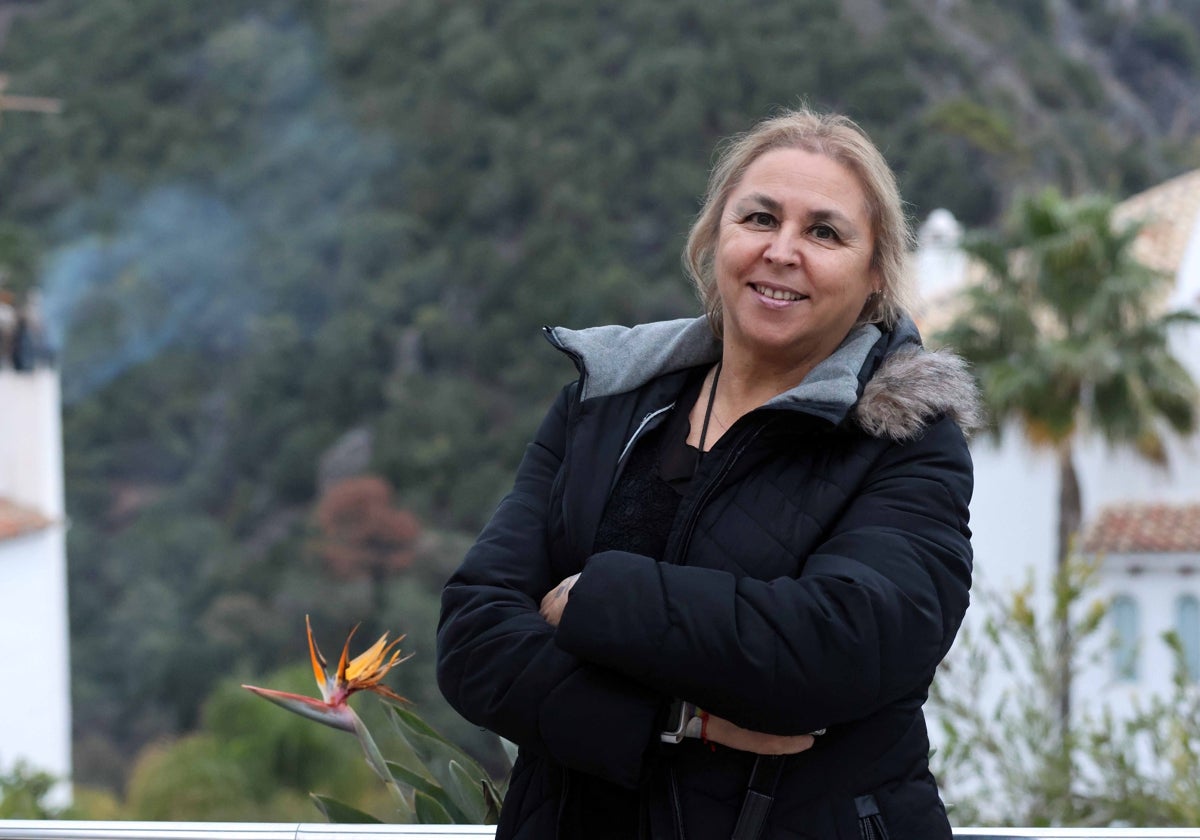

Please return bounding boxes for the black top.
[592,364,706,556]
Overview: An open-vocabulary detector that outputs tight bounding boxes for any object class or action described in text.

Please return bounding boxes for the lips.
[751,283,808,302]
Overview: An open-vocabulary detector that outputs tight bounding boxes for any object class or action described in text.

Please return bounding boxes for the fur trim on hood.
[854,345,985,441]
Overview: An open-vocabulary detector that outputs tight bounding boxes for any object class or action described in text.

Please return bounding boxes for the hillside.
[0,0,1197,793]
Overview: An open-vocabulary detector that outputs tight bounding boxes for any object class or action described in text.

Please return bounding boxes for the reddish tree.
[315,475,421,581]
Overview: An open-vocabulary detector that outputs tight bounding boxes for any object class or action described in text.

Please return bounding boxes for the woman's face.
[714,146,879,371]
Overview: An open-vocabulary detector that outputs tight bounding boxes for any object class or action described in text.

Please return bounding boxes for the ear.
[869,267,884,301]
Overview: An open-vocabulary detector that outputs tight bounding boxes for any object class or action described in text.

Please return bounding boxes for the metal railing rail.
[2,823,1200,839]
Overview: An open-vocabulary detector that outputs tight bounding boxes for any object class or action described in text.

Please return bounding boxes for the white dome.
[919,208,962,248]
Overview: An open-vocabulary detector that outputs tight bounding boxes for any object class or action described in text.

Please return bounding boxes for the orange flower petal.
[367,683,409,705]
[345,633,388,681]
[346,633,407,682]
[336,623,360,685]
[306,615,327,692]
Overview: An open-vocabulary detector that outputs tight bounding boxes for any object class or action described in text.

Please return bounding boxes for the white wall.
[0,369,64,518]
[0,527,72,790]
[0,369,72,799]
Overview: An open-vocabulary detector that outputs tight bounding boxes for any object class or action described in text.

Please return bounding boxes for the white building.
[0,361,73,798]
[1081,503,1200,713]
[917,169,1200,717]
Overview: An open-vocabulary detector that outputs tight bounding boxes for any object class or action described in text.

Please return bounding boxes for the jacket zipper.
[854,794,890,840]
[608,403,675,494]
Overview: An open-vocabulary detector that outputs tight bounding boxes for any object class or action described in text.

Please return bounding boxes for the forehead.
[729,147,870,217]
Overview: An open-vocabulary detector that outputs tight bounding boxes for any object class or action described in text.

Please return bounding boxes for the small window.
[1112,595,1139,682]
[1177,595,1200,683]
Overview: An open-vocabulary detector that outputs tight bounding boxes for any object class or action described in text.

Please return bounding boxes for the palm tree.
[936,187,1199,749]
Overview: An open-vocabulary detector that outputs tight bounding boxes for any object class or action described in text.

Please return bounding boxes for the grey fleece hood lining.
[546,316,984,442]
[547,317,880,418]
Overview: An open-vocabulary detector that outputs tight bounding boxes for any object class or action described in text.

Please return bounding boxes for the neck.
[689,345,819,452]
[715,344,821,418]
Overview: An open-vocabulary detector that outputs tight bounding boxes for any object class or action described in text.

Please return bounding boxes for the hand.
[701,713,816,756]
[539,573,580,627]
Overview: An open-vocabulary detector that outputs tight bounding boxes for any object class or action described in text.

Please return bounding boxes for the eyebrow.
[734,194,783,215]
[733,193,858,230]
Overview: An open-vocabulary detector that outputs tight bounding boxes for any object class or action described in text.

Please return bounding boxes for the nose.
[762,226,801,266]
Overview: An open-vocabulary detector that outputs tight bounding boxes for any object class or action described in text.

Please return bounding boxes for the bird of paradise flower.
[243,616,506,824]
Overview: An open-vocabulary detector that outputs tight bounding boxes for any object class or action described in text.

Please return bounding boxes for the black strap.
[730,755,786,840]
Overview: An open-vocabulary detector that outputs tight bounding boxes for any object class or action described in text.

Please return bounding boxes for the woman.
[437,108,981,840]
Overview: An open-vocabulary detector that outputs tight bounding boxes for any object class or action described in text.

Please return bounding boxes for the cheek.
[713,244,745,288]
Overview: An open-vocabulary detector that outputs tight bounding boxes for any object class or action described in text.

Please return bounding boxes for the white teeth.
[753,284,805,301]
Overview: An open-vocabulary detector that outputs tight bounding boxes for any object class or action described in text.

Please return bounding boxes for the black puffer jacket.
[437,316,980,839]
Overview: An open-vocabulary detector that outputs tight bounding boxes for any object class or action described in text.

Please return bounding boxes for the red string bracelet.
[699,710,713,751]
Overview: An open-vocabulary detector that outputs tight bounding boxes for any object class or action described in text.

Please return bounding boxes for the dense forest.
[1,0,1198,798]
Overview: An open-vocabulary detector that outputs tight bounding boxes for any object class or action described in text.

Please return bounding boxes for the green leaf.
[498,737,518,768]
[350,709,396,788]
[387,705,490,790]
[389,704,453,744]
[446,759,487,823]
[310,794,383,824]
[414,790,455,824]
[384,761,444,798]
[482,777,505,824]
[379,709,432,781]
[385,762,469,824]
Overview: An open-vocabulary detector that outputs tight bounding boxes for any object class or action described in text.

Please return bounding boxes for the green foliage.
[1130,14,1200,73]
[1009,0,1050,31]
[0,762,64,819]
[311,795,383,823]
[0,761,122,820]
[1085,631,1200,825]
[926,98,1019,158]
[0,223,40,295]
[125,735,273,821]
[930,560,1200,825]
[931,558,1105,823]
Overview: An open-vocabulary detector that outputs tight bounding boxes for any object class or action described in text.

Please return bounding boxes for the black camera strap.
[730,754,786,840]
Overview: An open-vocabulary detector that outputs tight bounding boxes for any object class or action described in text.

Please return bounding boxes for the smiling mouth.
[752,283,808,302]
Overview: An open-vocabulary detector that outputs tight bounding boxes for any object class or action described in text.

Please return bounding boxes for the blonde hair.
[683,107,915,337]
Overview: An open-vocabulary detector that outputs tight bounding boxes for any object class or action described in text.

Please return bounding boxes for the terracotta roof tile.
[1083,503,1200,554]
[0,497,52,542]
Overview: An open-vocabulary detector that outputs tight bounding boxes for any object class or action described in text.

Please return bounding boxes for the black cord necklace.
[696,360,723,455]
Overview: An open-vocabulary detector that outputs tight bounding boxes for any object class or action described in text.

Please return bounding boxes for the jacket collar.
[544,315,981,440]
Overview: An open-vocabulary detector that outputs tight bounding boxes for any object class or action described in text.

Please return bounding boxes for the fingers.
[539,573,580,626]
[754,732,815,756]
[703,714,816,755]
[538,589,562,624]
